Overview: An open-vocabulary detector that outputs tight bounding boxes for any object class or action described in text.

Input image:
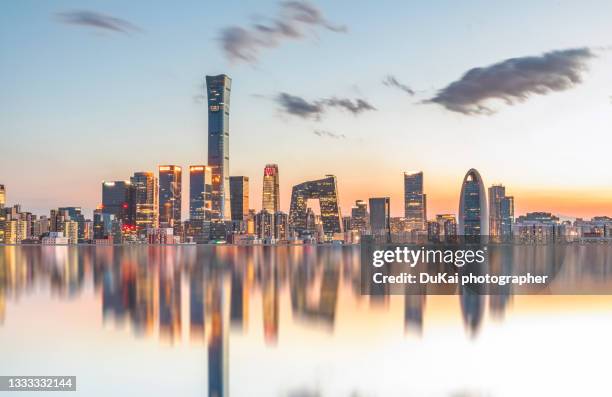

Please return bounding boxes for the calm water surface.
[1,245,612,397]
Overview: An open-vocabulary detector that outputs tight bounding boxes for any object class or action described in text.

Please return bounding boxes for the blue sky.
[2,0,612,218]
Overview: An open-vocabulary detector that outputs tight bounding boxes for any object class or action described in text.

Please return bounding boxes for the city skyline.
[3,1,612,219]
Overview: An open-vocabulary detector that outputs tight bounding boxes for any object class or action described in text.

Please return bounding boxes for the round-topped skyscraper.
[458,168,488,236]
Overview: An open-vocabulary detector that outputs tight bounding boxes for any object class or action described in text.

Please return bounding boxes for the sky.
[2,0,612,219]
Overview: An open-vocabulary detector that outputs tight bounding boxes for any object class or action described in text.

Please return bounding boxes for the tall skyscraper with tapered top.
[262,164,280,213]
[206,74,231,221]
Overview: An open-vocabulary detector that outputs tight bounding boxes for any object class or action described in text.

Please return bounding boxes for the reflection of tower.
[208,275,228,397]
[0,292,4,324]
[230,270,249,331]
[404,294,426,334]
[290,262,340,327]
[489,244,513,318]
[460,287,485,337]
[159,264,181,343]
[262,265,279,344]
[133,263,158,336]
[190,265,205,340]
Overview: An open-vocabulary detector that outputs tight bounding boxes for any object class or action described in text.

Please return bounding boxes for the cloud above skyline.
[426,47,595,115]
[56,10,142,34]
[383,75,415,95]
[276,92,376,120]
[220,1,346,63]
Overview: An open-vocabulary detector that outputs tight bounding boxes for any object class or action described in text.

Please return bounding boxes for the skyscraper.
[189,166,212,221]
[158,165,182,229]
[189,166,212,243]
[206,74,231,221]
[488,184,514,238]
[350,200,368,232]
[488,184,505,237]
[131,172,158,232]
[500,196,514,237]
[0,184,5,208]
[102,181,135,227]
[229,176,249,222]
[289,175,343,236]
[404,171,426,231]
[369,197,390,236]
[458,169,488,236]
[262,164,280,213]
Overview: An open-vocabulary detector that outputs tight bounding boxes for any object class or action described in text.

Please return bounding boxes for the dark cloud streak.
[383,75,415,95]
[426,47,595,115]
[275,92,376,120]
[56,10,142,34]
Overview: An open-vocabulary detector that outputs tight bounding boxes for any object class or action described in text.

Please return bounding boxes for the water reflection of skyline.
[4,245,612,396]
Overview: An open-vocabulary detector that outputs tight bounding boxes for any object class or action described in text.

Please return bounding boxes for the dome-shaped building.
[458,168,489,236]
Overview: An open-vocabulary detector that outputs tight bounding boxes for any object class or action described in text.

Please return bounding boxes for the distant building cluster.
[1,75,611,245]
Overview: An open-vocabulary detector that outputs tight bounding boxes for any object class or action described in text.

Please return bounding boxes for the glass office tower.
[350,200,369,232]
[369,197,391,236]
[158,165,182,230]
[229,176,249,222]
[206,74,231,221]
[458,168,488,236]
[262,164,280,213]
[404,171,426,231]
[131,172,158,232]
[189,165,212,242]
[101,181,134,226]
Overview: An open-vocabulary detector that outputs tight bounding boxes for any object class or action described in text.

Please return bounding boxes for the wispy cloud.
[313,129,346,139]
[56,10,142,35]
[325,97,376,114]
[277,92,324,119]
[220,1,347,63]
[383,75,415,95]
[276,92,376,120]
[426,47,595,115]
